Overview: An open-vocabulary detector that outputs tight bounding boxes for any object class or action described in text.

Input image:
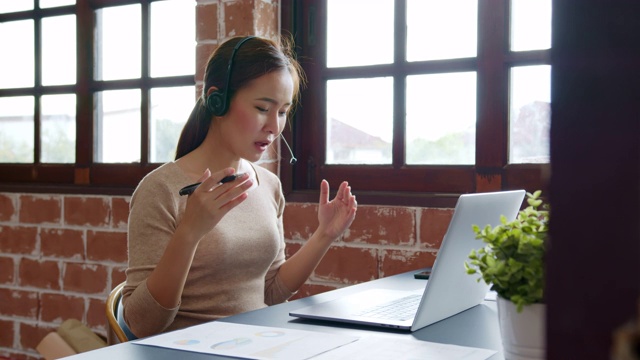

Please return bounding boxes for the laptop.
[289,190,526,331]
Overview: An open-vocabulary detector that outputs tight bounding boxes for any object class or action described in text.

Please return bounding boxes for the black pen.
[178,173,246,196]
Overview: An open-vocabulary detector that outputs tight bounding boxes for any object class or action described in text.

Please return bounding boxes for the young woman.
[120,35,357,339]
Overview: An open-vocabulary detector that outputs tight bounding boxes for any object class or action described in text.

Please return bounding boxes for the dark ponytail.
[175,97,210,160]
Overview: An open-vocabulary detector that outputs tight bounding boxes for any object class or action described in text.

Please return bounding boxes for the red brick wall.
[285,204,452,298]
[0,192,452,359]
[0,194,129,359]
[0,1,453,359]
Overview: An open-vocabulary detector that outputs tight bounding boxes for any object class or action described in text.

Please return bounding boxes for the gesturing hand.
[180,168,252,244]
[317,180,357,241]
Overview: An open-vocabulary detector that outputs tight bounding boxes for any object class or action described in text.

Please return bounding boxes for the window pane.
[0,20,34,89]
[326,78,393,164]
[42,15,76,86]
[95,89,141,163]
[0,2,33,13]
[150,0,195,77]
[407,0,477,61]
[0,96,34,163]
[510,0,552,51]
[509,65,550,164]
[40,0,75,8]
[96,5,141,81]
[406,72,476,165]
[150,86,194,162]
[41,94,76,163]
[327,0,393,68]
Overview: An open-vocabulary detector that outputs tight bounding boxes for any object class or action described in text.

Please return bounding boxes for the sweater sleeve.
[263,180,297,305]
[121,172,181,338]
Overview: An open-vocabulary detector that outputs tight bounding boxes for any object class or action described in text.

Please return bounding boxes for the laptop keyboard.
[352,294,422,321]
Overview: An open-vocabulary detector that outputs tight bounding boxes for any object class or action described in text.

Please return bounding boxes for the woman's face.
[217,69,294,162]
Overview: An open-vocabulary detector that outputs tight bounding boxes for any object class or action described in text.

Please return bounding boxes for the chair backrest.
[105,282,128,344]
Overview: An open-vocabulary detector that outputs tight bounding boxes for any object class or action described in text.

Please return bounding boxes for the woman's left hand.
[317,180,357,240]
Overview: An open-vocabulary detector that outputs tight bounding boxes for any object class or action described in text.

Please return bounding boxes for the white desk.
[66,269,504,359]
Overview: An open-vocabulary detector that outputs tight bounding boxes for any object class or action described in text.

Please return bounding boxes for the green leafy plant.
[465,190,548,312]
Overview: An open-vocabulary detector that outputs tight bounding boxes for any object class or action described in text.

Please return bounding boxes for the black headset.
[206,36,256,116]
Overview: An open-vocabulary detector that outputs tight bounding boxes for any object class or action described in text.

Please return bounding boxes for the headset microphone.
[280,136,297,165]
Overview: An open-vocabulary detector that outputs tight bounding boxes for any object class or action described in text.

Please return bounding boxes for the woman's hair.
[174,35,306,160]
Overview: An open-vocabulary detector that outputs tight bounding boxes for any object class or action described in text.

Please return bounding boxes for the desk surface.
[67,269,503,359]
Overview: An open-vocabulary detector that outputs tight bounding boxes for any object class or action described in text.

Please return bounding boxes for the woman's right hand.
[179,168,252,244]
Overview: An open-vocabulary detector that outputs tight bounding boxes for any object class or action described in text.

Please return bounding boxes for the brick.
[284,242,301,258]
[196,2,218,41]
[40,228,85,260]
[224,1,255,37]
[63,263,108,294]
[419,208,454,248]
[196,43,217,84]
[1,350,35,360]
[0,319,14,347]
[476,173,502,193]
[111,197,130,230]
[19,322,56,353]
[283,203,316,240]
[346,205,416,246]
[86,231,127,263]
[0,288,39,319]
[19,195,62,224]
[19,258,61,290]
[314,246,378,284]
[0,226,38,255]
[111,267,127,287]
[0,256,15,284]
[86,297,106,330]
[254,0,278,38]
[0,194,16,222]
[40,293,85,323]
[379,249,437,277]
[64,197,110,227]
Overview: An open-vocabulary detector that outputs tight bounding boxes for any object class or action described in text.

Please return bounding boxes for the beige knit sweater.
[122,162,294,338]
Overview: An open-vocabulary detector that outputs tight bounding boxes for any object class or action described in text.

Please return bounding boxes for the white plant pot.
[497,296,546,360]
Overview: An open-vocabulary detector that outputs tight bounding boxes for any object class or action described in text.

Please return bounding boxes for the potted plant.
[465,190,548,360]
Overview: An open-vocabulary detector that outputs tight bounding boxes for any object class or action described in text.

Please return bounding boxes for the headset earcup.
[206,91,226,116]
[205,36,255,117]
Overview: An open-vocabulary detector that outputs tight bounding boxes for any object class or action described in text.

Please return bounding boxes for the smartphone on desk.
[414,267,432,280]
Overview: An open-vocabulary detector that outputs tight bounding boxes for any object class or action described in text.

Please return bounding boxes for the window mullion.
[34,13,42,164]
[475,0,508,172]
[75,0,93,170]
[296,0,326,191]
[140,1,150,164]
[392,0,407,168]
